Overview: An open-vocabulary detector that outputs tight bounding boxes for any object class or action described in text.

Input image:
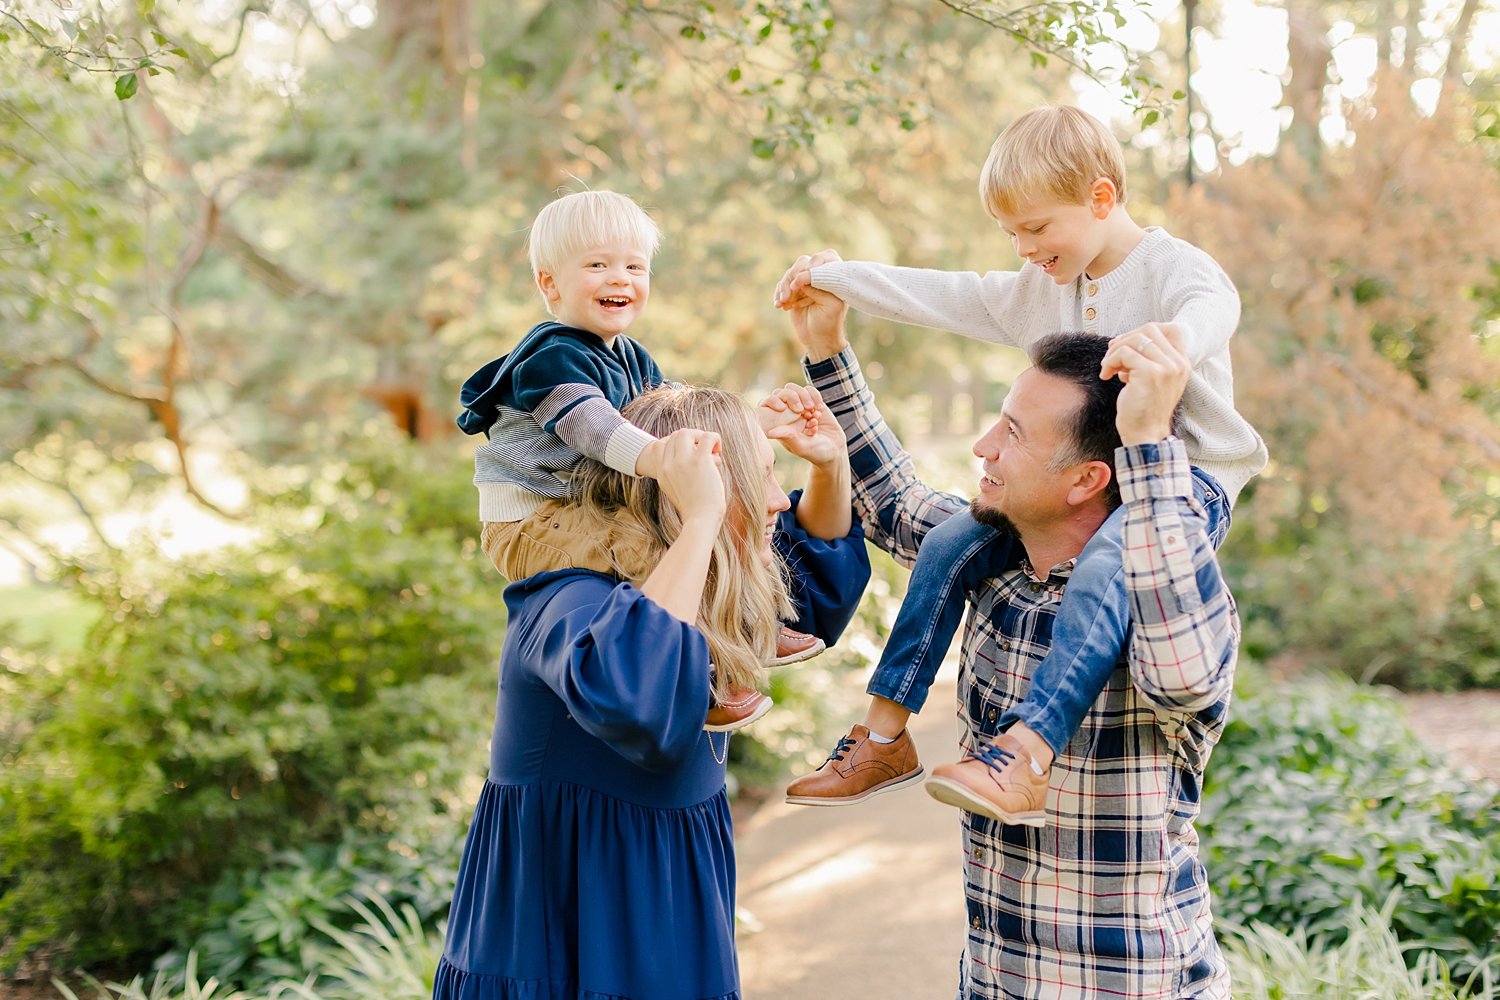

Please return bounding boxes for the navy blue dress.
[434,494,869,1000]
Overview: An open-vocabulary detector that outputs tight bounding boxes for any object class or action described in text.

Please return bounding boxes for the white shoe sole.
[704,696,774,733]
[768,635,827,667]
[924,777,1046,827]
[784,766,927,806]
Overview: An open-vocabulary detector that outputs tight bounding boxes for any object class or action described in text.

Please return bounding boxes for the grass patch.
[0,585,98,653]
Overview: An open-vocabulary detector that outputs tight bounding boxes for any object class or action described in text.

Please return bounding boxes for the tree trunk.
[1444,0,1482,84]
[1284,0,1332,167]
[1403,0,1422,70]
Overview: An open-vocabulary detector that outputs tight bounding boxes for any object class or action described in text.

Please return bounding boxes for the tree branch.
[132,74,337,301]
[7,460,119,557]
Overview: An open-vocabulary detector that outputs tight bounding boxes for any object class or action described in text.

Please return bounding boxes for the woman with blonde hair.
[433,381,869,1000]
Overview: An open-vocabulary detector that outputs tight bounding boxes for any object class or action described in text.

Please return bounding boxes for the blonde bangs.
[528,190,663,277]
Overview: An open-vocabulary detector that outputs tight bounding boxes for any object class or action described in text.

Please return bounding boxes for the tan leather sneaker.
[784,725,925,806]
[769,626,826,667]
[924,733,1049,827]
[705,686,772,733]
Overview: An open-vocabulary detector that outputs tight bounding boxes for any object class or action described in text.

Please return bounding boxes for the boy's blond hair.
[527,190,663,280]
[979,106,1128,219]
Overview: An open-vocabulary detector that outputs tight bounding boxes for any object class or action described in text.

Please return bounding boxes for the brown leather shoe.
[705,686,772,732]
[924,733,1049,827]
[784,725,925,806]
[769,625,825,667]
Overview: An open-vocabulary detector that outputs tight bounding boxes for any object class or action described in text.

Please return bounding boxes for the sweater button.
[1085,307,1097,320]
[1087,282,1099,295]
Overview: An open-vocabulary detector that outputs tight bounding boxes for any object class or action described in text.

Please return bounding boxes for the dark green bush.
[154,824,463,988]
[0,441,498,974]
[1202,671,1500,978]
[1222,532,1500,690]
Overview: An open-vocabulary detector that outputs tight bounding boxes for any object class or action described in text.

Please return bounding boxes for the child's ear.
[536,270,561,303]
[1089,177,1118,219]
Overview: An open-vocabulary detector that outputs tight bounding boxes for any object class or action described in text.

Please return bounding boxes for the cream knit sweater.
[809,227,1267,503]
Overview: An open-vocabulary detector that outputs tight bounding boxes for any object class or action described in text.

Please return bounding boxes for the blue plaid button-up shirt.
[807,347,1240,1000]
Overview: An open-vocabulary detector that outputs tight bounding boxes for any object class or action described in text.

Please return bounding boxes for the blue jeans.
[866,468,1231,755]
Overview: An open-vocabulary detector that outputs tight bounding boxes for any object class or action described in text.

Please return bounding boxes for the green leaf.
[727,66,741,83]
[139,0,156,15]
[1142,110,1159,126]
[114,73,139,100]
[1172,90,1186,101]
[750,137,777,159]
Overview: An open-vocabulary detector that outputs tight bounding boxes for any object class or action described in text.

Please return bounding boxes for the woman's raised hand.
[652,427,727,527]
[758,384,847,469]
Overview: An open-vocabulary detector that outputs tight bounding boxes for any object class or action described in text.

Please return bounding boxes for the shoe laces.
[825,735,858,763]
[966,740,1017,774]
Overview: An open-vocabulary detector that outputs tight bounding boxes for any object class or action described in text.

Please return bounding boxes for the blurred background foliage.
[1,0,1498,995]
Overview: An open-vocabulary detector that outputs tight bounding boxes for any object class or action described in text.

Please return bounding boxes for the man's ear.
[1089,177,1118,219]
[1066,460,1113,507]
[536,270,560,303]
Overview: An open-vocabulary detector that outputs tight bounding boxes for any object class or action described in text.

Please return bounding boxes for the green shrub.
[53,953,259,1000]
[1223,534,1500,690]
[155,826,461,989]
[1224,895,1499,999]
[274,894,440,1000]
[55,894,443,1000]
[1203,672,1500,979]
[0,443,498,975]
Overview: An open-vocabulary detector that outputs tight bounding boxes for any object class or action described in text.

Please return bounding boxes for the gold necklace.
[708,731,729,764]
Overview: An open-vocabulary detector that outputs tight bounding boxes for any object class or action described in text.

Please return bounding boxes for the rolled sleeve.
[805,347,965,567]
[1119,438,1239,714]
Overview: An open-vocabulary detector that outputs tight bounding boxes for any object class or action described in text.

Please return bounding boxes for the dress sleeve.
[519,575,713,770]
[775,490,872,645]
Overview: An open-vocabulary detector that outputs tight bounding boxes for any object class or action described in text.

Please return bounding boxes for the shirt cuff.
[1116,437,1194,503]
[809,262,852,301]
[604,421,658,477]
[803,345,860,385]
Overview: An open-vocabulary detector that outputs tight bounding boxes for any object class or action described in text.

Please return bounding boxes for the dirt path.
[735,673,967,999]
[1397,688,1500,783]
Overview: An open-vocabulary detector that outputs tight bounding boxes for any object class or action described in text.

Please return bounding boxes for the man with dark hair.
[782,290,1241,999]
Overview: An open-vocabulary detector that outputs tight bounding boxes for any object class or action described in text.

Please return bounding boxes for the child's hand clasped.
[652,427,726,526]
[758,384,846,468]
[773,249,843,309]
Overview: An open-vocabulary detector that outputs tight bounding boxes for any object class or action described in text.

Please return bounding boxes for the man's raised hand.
[1101,323,1191,446]
[773,249,843,309]
[758,383,846,469]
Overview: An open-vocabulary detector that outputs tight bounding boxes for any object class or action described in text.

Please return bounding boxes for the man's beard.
[969,495,1021,538]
